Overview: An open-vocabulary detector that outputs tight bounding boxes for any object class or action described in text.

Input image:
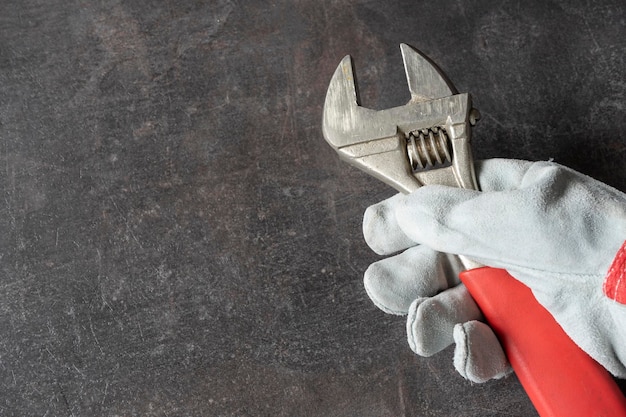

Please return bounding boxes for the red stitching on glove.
[603,241,626,304]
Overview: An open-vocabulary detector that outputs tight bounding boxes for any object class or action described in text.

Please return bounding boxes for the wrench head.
[400,43,457,103]
[322,44,478,193]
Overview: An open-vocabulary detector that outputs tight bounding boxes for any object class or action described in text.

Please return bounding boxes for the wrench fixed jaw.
[322,46,478,193]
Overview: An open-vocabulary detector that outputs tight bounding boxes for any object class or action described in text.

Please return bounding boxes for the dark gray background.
[1,0,624,416]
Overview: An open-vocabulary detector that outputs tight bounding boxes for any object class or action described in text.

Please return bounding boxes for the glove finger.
[406,284,482,357]
[363,159,534,256]
[364,246,464,315]
[363,193,415,255]
[396,166,610,277]
[475,158,533,192]
[453,320,513,383]
[395,186,496,261]
[395,184,540,270]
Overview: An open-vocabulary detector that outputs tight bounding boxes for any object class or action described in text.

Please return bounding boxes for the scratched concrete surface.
[0,0,624,416]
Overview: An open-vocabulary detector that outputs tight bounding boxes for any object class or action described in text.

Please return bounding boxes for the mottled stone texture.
[0,0,624,416]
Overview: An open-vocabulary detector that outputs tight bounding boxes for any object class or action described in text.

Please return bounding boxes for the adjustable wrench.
[322,44,626,417]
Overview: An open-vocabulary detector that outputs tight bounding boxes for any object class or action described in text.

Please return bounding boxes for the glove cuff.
[603,240,626,304]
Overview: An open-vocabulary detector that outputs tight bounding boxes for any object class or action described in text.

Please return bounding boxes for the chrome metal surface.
[322,44,479,193]
[323,44,484,270]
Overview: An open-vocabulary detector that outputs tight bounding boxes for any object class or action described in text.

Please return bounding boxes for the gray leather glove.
[363,159,626,382]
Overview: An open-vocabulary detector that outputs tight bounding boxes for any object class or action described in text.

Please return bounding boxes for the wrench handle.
[460,267,626,417]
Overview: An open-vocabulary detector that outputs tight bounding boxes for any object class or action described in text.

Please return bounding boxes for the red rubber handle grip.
[460,267,626,417]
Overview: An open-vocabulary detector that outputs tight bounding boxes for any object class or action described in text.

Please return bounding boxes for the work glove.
[362,159,626,383]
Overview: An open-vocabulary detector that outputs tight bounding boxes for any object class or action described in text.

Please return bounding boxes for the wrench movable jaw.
[400,43,457,103]
[322,44,479,193]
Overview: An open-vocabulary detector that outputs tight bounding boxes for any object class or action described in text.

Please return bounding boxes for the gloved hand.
[362,159,626,383]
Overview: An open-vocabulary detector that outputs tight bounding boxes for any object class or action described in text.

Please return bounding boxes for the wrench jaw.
[322,44,479,194]
[321,54,428,193]
[400,43,456,103]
